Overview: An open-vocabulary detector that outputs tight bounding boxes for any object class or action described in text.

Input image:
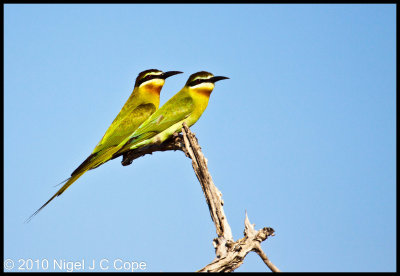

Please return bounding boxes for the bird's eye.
[142,75,156,83]
[137,74,156,86]
[144,75,152,81]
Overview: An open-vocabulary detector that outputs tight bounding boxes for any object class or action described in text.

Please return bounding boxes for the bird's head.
[135,69,182,94]
[185,71,229,96]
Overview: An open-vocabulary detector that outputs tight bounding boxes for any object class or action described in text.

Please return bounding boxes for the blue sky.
[4,4,396,272]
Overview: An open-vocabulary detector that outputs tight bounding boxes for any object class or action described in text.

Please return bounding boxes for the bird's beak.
[162,71,183,79]
[209,76,230,83]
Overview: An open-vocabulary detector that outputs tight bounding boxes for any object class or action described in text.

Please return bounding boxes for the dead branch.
[121,123,280,272]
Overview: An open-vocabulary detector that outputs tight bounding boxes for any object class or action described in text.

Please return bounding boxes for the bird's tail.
[25,170,86,223]
[26,148,116,223]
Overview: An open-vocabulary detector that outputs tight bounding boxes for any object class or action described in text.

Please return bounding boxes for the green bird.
[27,69,182,221]
[113,71,229,158]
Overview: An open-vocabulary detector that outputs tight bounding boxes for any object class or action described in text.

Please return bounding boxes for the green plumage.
[92,103,157,154]
[114,71,228,157]
[27,69,183,221]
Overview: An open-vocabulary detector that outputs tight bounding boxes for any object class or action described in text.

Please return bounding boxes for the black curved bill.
[162,71,183,79]
[209,76,229,83]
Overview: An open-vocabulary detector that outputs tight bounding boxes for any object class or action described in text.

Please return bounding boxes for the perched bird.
[91,69,183,156]
[27,69,182,221]
[113,71,229,158]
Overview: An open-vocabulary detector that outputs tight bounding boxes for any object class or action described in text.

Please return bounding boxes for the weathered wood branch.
[122,123,280,272]
[181,125,233,243]
[198,213,278,272]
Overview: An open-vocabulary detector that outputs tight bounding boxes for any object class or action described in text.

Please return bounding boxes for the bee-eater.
[113,71,229,158]
[27,69,182,221]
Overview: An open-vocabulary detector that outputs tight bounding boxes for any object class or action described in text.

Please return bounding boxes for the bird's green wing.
[120,96,195,150]
[135,96,193,137]
[92,103,157,154]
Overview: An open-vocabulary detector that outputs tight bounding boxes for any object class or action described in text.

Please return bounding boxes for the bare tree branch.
[121,123,280,272]
[181,125,233,243]
[198,212,278,272]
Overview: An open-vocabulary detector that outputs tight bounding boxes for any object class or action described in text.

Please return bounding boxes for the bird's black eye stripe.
[189,78,210,87]
[137,74,161,86]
